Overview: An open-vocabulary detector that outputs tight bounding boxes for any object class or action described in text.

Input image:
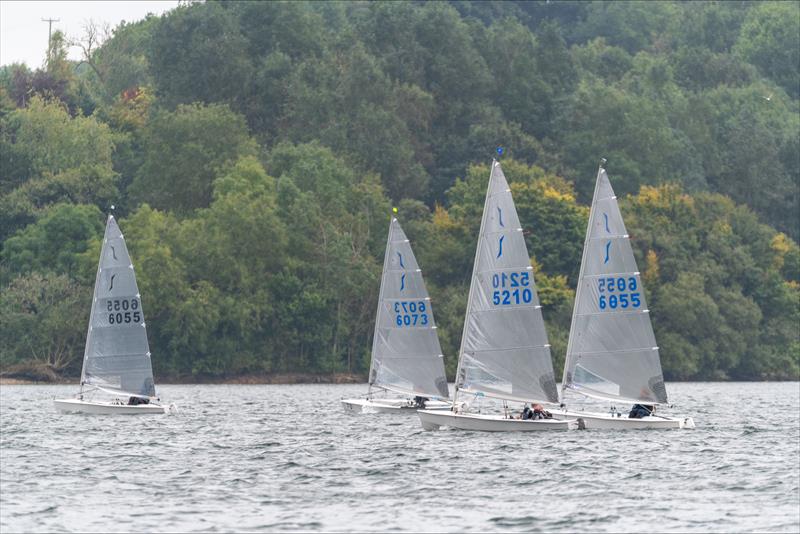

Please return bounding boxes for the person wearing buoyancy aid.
[531,403,552,419]
[629,404,653,418]
[520,403,553,420]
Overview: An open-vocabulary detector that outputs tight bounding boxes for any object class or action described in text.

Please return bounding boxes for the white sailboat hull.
[341,397,453,414]
[549,408,694,430]
[417,409,579,431]
[53,398,166,415]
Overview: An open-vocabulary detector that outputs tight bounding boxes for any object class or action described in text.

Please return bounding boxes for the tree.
[148,2,250,106]
[2,0,799,383]
[129,103,257,214]
[692,84,799,239]
[559,77,703,201]
[734,2,800,98]
[283,43,432,200]
[573,1,679,54]
[91,17,159,101]
[0,272,89,375]
[70,20,111,86]
[623,184,800,380]
[480,18,551,138]
[572,38,634,83]
[2,203,103,283]
[0,96,116,240]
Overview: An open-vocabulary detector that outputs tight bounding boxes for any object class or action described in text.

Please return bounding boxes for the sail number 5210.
[598,277,641,310]
[394,301,429,327]
[492,271,533,306]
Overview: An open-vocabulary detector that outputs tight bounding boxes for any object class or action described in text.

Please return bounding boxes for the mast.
[79,213,112,395]
[367,213,395,398]
[561,159,605,399]
[452,160,496,410]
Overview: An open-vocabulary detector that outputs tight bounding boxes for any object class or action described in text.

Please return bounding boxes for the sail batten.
[368,218,449,399]
[454,160,559,405]
[467,344,552,353]
[562,167,668,405]
[457,388,556,406]
[81,215,156,398]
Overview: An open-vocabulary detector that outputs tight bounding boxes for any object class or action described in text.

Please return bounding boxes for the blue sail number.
[394,300,429,327]
[598,277,641,310]
[491,271,532,306]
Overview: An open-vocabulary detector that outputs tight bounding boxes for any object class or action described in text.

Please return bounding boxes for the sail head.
[563,168,667,404]
[81,216,156,397]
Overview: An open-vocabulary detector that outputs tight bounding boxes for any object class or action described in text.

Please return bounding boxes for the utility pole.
[41,17,60,65]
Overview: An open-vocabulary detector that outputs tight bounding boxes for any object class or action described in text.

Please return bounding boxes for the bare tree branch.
[69,19,110,82]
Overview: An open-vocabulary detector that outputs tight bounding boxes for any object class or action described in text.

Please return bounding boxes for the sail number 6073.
[394,300,428,327]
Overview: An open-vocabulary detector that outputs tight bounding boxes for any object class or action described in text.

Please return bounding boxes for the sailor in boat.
[518,403,553,420]
[412,396,429,408]
[628,404,654,419]
[127,396,151,406]
[532,403,553,419]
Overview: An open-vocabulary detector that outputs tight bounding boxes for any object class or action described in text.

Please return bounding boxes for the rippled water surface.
[1,382,798,532]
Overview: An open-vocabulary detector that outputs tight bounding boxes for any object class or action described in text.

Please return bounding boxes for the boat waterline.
[417,409,579,432]
[549,407,694,429]
[53,397,167,415]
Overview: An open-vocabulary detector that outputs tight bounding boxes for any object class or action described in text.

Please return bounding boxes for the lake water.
[1,382,798,532]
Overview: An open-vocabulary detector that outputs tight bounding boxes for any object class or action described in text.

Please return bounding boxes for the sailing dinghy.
[550,163,694,429]
[341,216,453,413]
[54,214,166,415]
[418,160,578,431]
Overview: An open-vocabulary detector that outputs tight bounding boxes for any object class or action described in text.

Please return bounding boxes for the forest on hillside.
[1,0,798,382]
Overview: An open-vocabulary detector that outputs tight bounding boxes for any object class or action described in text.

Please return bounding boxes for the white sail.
[368,217,449,399]
[454,160,559,404]
[80,215,156,398]
[562,166,668,405]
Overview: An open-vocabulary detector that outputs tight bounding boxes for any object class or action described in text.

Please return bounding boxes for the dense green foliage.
[1,1,798,382]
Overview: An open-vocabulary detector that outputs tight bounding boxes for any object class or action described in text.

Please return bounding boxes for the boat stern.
[340,398,365,413]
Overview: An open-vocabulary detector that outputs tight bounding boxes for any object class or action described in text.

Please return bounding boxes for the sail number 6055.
[598,277,641,310]
[107,298,141,324]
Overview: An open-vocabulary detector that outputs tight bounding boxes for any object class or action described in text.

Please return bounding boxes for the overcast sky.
[1,0,179,68]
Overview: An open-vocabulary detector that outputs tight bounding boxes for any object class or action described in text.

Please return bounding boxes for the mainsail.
[80,215,156,398]
[454,160,559,404]
[368,217,449,399]
[562,166,667,404]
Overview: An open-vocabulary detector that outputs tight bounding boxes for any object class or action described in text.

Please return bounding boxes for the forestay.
[80,215,156,398]
[368,217,449,399]
[562,167,667,405]
[454,160,559,404]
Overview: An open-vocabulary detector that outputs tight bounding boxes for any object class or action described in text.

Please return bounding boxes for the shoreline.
[0,372,367,386]
[3,376,798,386]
